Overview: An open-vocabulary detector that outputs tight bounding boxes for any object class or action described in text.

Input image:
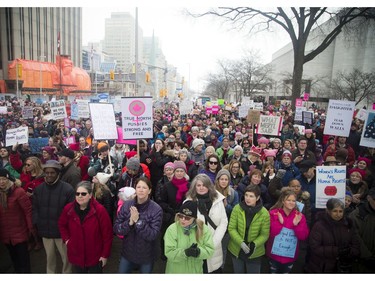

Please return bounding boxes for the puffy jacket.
[58,199,113,267]
[228,201,270,259]
[60,161,82,189]
[266,208,309,264]
[32,179,75,238]
[0,186,33,245]
[113,198,163,264]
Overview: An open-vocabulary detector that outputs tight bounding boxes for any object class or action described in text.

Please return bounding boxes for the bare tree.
[190,7,374,109]
[330,68,375,106]
[203,60,232,99]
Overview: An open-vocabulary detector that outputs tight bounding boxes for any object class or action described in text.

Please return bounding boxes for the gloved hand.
[276,169,286,179]
[338,246,351,258]
[248,242,256,256]
[185,243,200,258]
[240,242,250,254]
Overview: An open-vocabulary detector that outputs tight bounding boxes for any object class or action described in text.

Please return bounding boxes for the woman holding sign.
[266,189,309,273]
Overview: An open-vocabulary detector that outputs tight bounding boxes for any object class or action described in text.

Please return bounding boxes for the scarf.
[0,183,13,209]
[183,221,197,236]
[197,193,213,215]
[171,176,189,204]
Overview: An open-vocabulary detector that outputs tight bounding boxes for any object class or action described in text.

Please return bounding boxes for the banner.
[49,100,67,120]
[323,99,355,137]
[360,110,375,148]
[316,165,346,209]
[89,103,118,140]
[121,97,153,140]
[6,127,28,147]
[28,137,49,154]
[302,111,314,125]
[22,106,34,119]
[256,115,283,136]
[76,99,90,118]
[247,110,261,125]
[271,227,297,258]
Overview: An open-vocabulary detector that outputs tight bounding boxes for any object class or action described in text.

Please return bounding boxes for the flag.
[57,31,60,55]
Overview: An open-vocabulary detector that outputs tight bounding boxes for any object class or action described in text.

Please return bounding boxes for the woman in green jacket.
[164,200,215,273]
[228,184,270,273]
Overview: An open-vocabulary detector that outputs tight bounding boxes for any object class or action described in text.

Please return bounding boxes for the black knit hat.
[179,200,197,218]
[0,168,15,182]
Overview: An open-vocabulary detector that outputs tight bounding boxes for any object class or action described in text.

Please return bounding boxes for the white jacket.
[186,191,228,272]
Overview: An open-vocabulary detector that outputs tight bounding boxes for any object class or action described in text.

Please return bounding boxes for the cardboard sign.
[121,97,153,140]
[49,100,67,120]
[316,165,346,209]
[360,110,375,148]
[323,99,355,137]
[271,227,297,258]
[89,103,118,140]
[247,110,261,124]
[6,126,29,147]
[256,115,283,136]
[22,106,34,119]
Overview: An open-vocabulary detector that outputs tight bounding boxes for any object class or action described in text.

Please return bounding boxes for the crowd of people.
[0,97,374,274]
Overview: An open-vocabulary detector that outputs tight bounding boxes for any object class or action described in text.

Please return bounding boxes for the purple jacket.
[266,208,309,264]
[113,198,163,264]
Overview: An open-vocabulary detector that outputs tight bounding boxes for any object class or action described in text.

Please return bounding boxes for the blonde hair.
[174,215,205,242]
[23,156,44,176]
[270,189,298,210]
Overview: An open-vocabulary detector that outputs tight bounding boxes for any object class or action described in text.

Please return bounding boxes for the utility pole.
[40,55,45,97]
[135,7,138,96]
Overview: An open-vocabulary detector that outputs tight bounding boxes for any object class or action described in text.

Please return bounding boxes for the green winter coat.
[164,221,214,273]
[228,202,270,259]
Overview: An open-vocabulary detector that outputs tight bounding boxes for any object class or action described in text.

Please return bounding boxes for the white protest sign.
[239,104,251,118]
[294,107,306,122]
[302,111,314,125]
[293,125,305,135]
[256,115,283,136]
[316,165,346,209]
[179,100,193,115]
[121,97,153,139]
[89,103,118,140]
[22,106,34,119]
[0,106,7,114]
[323,100,355,137]
[356,108,367,121]
[253,102,263,111]
[6,126,28,147]
[49,100,67,120]
[76,99,90,118]
[360,110,375,148]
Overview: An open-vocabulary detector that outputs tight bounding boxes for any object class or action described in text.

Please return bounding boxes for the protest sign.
[0,107,7,114]
[6,127,28,147]
[89,103,118,140]
[293,125,305,135]
[356,108,367,121]
[76,99,90,118]
[179,100,193,115]
[218,99,225,106]
[323,100,355,137]
[303,93,310,101]
[121,97,153,140]
[70,103,79,120]
[253,102,263,111]
[239,104,251,118]
[28,137,49,154]
[316,165,346,209]
[360,110,375,148]
[116,127,137,145]
[271,227,297,258]
[256,115,282,136]
[294,107,306,122]
[49,100,67,120]
[247,110,261,124]
[302,111,314,125]
[296,99,303,107]
[22,106,34,119]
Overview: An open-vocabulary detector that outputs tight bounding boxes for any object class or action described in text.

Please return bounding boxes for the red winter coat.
[0,186,33,245]
[20,172,45,194]
[58,199,113,267]
[76,154,90,181]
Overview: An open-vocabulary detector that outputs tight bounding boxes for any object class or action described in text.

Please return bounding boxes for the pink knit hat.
[164,162,175,170]
[173,160,186,172]
[357,157,371,167]
[264,149,278,158]
[257,137,270,145]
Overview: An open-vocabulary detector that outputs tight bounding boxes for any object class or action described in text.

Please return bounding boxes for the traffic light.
[159,89,164,98]
[146,72,151,83]
[110,70,114,80]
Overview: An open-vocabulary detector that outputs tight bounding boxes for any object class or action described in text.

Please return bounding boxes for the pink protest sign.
[206,106,212,115]
[303,93,310,101]
[116,127,137,145]
[296,99,303,107]
[373,103,375,110]
[212,105,219,115]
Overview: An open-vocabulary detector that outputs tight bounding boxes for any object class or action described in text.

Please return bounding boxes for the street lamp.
[39,55,45,97]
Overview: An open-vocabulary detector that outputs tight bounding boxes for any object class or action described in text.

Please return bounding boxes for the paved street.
[0,235,307,274]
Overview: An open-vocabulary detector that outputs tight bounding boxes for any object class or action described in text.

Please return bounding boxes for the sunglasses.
[75,192,88,197]
[25,163,32,167]
[209,161,218,165]
[177,213,193,221]
[243,142,249,144]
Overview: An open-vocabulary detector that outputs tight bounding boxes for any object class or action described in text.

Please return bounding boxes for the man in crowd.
[58,148,81,188]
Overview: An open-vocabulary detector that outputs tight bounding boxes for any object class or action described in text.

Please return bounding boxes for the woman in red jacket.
[0,169,33,273]
[58,181,113,273]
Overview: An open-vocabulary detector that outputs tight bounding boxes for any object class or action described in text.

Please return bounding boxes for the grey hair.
[186,174,218,201]
[75,181,93,194]
[326,198,344,211]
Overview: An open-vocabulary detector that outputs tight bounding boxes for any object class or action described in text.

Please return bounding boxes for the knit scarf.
[171,176,189,204]
[197,193,213,215]
[183,221,197,236]
[0,183,13,209]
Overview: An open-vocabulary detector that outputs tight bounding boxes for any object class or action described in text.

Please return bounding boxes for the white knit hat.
[95,172,111,185]
[192,138,205,149]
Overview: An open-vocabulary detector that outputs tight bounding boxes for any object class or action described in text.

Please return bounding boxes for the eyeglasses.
[25,163,33,167]
[75,192,88,197]
[232,166,240,169]
[243,142,249,145]
[177,213,193,221]
[209,161,218,165]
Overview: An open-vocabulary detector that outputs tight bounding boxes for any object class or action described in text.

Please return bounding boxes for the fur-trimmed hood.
[163,149,176,158]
